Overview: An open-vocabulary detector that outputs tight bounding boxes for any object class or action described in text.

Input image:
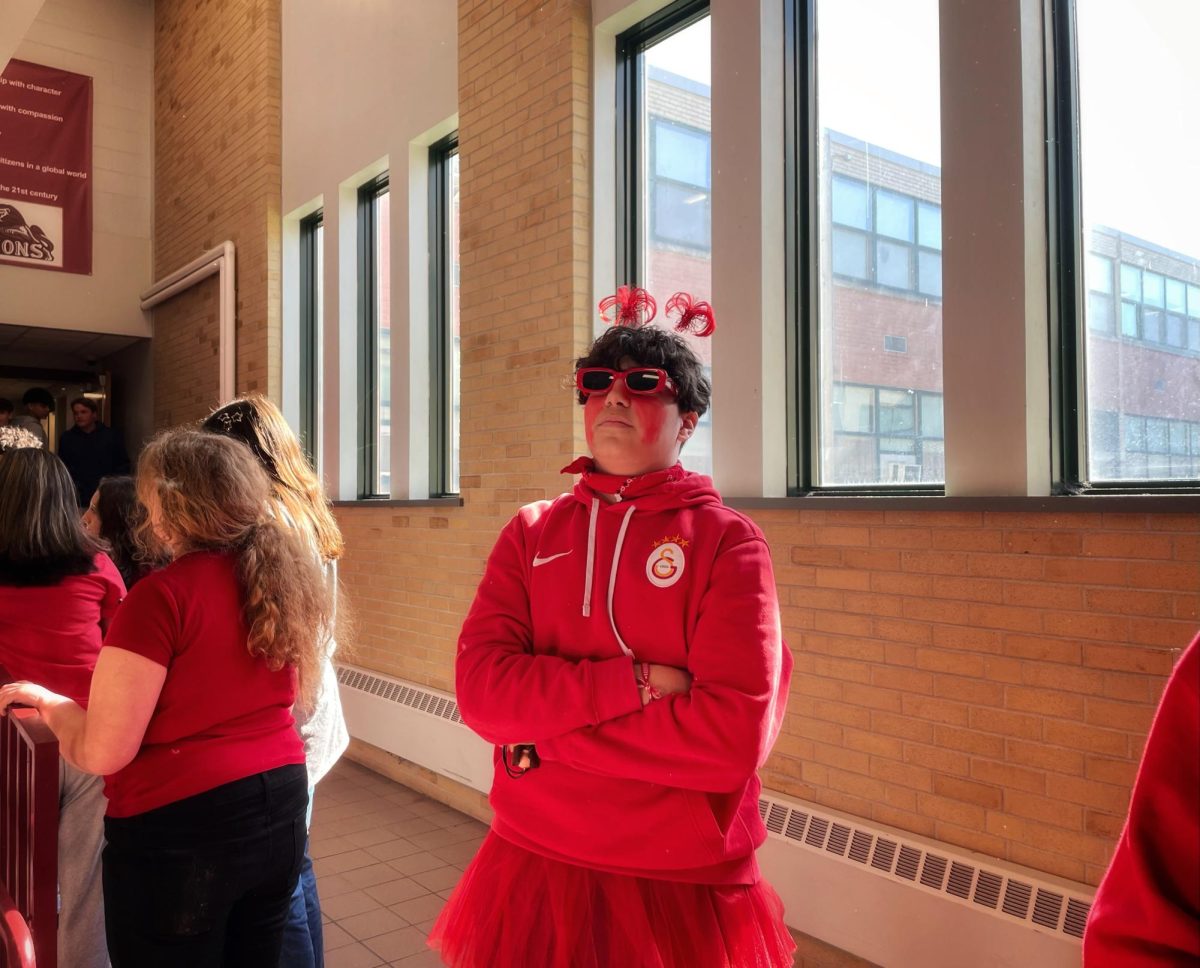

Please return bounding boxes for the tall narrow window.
[358,174,390,497]
[429,134,461,495]
[298,211,322,467]
[808,0,944,488]
[617,0,712,476]
[1064,0,1200,485]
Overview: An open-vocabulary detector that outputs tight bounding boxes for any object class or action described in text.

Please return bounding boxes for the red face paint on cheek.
[633,397,669,445]
[584,396,604,449]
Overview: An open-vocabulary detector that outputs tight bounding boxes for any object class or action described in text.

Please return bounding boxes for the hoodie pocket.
[684,791,729,864]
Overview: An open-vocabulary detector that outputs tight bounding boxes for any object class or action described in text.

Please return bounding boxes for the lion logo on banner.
[0,204,55,262]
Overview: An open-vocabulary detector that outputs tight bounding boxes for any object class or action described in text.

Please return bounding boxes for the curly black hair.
[22,387,53,408]
[574,326,711,417]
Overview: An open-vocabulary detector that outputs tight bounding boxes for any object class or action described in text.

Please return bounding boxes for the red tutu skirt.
[428,832,796,968]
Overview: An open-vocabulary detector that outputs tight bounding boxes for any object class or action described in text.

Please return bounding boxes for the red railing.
[0,881,36,968]
[0,665,58,968]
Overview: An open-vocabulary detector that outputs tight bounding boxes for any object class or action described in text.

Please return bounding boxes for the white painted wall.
[0,0,153,339]
[282,2,457,499]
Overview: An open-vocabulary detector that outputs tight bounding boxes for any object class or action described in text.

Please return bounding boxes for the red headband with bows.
[598,286,716,337]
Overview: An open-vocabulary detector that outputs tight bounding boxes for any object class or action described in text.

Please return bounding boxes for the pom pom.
[598,286,657,328]
[664,292,716,337]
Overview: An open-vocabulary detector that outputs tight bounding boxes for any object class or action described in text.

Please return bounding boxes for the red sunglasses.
[576,367,677,397]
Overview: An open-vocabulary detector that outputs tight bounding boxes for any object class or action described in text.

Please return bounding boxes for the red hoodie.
[456,460,793,885]
[1084,632,1200,965]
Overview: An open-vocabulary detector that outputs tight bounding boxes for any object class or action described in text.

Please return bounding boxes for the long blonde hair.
[136,428,330,708]
[202,395,343,562]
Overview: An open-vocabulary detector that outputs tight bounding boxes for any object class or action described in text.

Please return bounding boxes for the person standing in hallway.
[431,289,796,968]
[58,397,131,507]
[12,386,53,448]
[203,395,350,968]
[82,476,161,590]
[0,447,126,968]
[0,397,13,426]
[0,428,331,966]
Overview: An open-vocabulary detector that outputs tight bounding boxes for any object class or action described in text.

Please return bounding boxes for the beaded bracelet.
[637,661,663,701]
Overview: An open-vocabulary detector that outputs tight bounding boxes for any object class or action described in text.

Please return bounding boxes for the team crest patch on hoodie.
[646,535,688,588]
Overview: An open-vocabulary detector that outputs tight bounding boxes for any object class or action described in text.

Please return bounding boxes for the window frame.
[614,0,711,286]
[428,133,460,497]
[784,0,942,497]
[357,173,390,499]
[298,210,322,468]
[1050,0,1200,493]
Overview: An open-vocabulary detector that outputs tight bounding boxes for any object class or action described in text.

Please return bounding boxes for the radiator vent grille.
[805,817,829,850]
[1032,890,1064,931]
[1063,898,1090,939]
[947,861,975,900]
[870,838,897,874]
[920,853,948,891]
[896,845,921,881]
[765,803,789,835]
[784,811,809,842]
[337,667,465,725]
[848,830,872,865]
[757,792,1091,944]
[974,870,1003,910]
[1002,880,1034,919]
[827,823,851,857]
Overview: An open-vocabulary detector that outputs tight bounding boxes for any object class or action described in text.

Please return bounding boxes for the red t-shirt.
[101,551,305,818]
[0,552,125,707]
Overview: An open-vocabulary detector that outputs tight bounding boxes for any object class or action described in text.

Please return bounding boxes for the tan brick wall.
[153,0,281,428]
[323,0,1200,892]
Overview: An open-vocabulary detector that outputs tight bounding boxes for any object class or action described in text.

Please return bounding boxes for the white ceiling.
[0,323,140,368]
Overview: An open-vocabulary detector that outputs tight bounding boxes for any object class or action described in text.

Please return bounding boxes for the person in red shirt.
[1084,631,1200,965]
[429,289,795,968]
[0,446,125,968]
[203,394,350,968]
[0,427,333,966]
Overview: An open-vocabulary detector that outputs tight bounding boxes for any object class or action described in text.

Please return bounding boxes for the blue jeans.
[278,789,323,968]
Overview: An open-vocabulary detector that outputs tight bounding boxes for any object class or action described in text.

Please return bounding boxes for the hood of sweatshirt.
[560,457,724,646]
[561,456,723,511]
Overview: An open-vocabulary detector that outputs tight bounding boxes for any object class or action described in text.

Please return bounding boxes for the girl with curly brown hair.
[0,427,333,967]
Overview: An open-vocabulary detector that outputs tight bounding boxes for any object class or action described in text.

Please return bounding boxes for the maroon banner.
[0,59,93,274]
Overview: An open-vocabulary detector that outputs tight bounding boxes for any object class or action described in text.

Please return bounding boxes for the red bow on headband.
[598,286,717,337]
[664,292,716,337]
[598,286,657,328]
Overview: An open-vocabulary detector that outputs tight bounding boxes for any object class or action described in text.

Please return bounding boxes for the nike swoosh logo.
[532,550,572,567]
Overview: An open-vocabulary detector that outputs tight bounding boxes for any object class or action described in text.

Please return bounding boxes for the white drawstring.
[582,497,599,617]
[607,505,636,656]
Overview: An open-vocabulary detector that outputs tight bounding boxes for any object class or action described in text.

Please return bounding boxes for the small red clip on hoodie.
[455,459,793,885]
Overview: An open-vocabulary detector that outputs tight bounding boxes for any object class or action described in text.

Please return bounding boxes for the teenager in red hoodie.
[1084,631,1200,965]
[430,290,795,968]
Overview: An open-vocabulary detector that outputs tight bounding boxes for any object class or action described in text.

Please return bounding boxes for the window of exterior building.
[808,0,945,487]
[617,0,713,476]
[429,135,461,496]
[1069,0,1199,485]
[298,210,322,468]
[829,384,945,484]
[358,174,390,497]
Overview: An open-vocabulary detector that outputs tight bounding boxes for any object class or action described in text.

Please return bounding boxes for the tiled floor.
[312,759,876,968]
[312,759,488,968]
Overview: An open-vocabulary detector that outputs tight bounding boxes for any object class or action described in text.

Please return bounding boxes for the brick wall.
[324,0,1200,890]
[153,0,281,427]
[751,508,1197,884]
